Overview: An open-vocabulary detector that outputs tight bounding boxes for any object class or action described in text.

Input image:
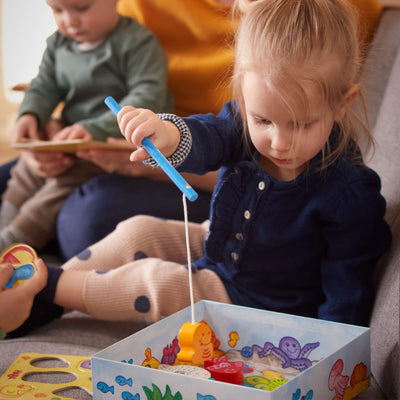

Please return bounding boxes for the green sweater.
[18,16,173,141]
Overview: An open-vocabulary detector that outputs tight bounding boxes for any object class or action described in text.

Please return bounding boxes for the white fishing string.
[183,193,195,324]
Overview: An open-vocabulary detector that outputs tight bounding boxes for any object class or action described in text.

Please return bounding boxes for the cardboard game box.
[91,300,370,400]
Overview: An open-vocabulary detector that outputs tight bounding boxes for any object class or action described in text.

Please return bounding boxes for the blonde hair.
[232,0,373,170]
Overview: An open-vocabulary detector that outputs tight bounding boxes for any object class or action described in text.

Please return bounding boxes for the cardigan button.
[244,210,251,220]
[258,181,266,191]
[231,252,239,261]
[235,233,244,241]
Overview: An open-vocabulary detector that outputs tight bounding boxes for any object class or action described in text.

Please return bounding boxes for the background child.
[4,0,391,337]
[0,0,171,252]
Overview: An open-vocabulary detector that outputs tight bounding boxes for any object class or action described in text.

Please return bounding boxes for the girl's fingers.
[130,147,150,163]
[25,258,48,294]
[13,258,48,297]
[117,106,138,136]
[118,108,158,147]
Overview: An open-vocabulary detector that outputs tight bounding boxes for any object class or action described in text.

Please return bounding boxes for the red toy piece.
[204,356,228,369]
[205,359,245,385]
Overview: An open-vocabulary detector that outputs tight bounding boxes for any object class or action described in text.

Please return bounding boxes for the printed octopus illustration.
[249,336,320,371]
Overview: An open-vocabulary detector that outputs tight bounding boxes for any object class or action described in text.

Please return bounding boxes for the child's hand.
[9,114,41,143]
[52,124,93,142]
[117,106,180,163]
[0,259,47,334]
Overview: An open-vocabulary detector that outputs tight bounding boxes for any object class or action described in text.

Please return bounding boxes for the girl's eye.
[254,117,271,126]
[293,121,313,130]
[303,122,312,129]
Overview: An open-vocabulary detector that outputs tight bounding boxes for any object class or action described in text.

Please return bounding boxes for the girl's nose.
[270,128,292,152]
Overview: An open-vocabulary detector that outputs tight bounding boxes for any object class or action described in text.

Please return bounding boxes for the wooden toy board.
[12,139,135,154]
[0,353,92,400]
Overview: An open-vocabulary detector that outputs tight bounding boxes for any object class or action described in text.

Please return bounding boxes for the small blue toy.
[0,244,38,289]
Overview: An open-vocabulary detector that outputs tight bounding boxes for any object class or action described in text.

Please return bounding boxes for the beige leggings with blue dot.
[61,215,231,322]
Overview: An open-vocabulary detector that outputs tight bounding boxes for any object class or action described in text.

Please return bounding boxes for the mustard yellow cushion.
[118,0,239,116]
[350,0,382,45]
[117,0,382,115]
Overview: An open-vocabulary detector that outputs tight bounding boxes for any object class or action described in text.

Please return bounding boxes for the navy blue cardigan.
[171,101,391,326]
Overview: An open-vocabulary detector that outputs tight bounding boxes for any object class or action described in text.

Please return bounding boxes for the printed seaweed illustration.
[142,384,182,400]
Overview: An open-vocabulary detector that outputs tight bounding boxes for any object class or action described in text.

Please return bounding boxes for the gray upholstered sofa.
[0,7,399,400]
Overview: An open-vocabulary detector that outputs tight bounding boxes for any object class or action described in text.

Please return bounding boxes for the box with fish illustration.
[91,300,370,400]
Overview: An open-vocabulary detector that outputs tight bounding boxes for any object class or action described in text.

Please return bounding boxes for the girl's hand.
[117,106,180,163]
[0,259,48,333]
[52,124,93,142]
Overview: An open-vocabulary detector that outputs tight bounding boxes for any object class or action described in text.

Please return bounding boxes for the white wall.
[2,0,55,102]
[0,0,55,138]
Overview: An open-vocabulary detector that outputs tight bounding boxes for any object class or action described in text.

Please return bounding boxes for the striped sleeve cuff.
[143,113,192,168]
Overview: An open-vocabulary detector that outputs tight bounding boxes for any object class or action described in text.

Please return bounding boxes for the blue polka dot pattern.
[77,248,91,261]
[135,296,151,313]
[134,251,148,260]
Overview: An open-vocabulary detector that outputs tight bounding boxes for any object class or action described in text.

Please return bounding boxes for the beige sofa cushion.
[360,8,400,399]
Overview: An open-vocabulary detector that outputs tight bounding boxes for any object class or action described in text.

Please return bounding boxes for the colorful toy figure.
[0,244,38,288]
[204,356,245,385]
[177,321,214,365]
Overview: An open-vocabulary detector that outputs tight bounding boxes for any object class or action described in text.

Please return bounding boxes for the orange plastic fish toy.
[177,321,214,365]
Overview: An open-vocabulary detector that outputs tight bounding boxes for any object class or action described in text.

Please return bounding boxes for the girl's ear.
[335,84,359,120]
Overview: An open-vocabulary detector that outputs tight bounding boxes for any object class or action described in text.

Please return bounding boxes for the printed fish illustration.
[197,395,216,400]
[116,375,133,387]
[122,391,140,400]
[293,388,314,400]
[328,359,349,399]
[96,381,115,394]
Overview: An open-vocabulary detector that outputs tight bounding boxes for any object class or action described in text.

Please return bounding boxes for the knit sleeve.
[17,33,64,128]
[318,171,391,325]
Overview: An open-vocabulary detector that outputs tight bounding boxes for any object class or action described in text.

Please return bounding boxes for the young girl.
[4,0,391,337]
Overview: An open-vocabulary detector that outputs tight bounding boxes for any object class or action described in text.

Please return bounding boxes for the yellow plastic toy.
[0,244,38,288]
[0,352,92,400]
[177,321,214,365]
